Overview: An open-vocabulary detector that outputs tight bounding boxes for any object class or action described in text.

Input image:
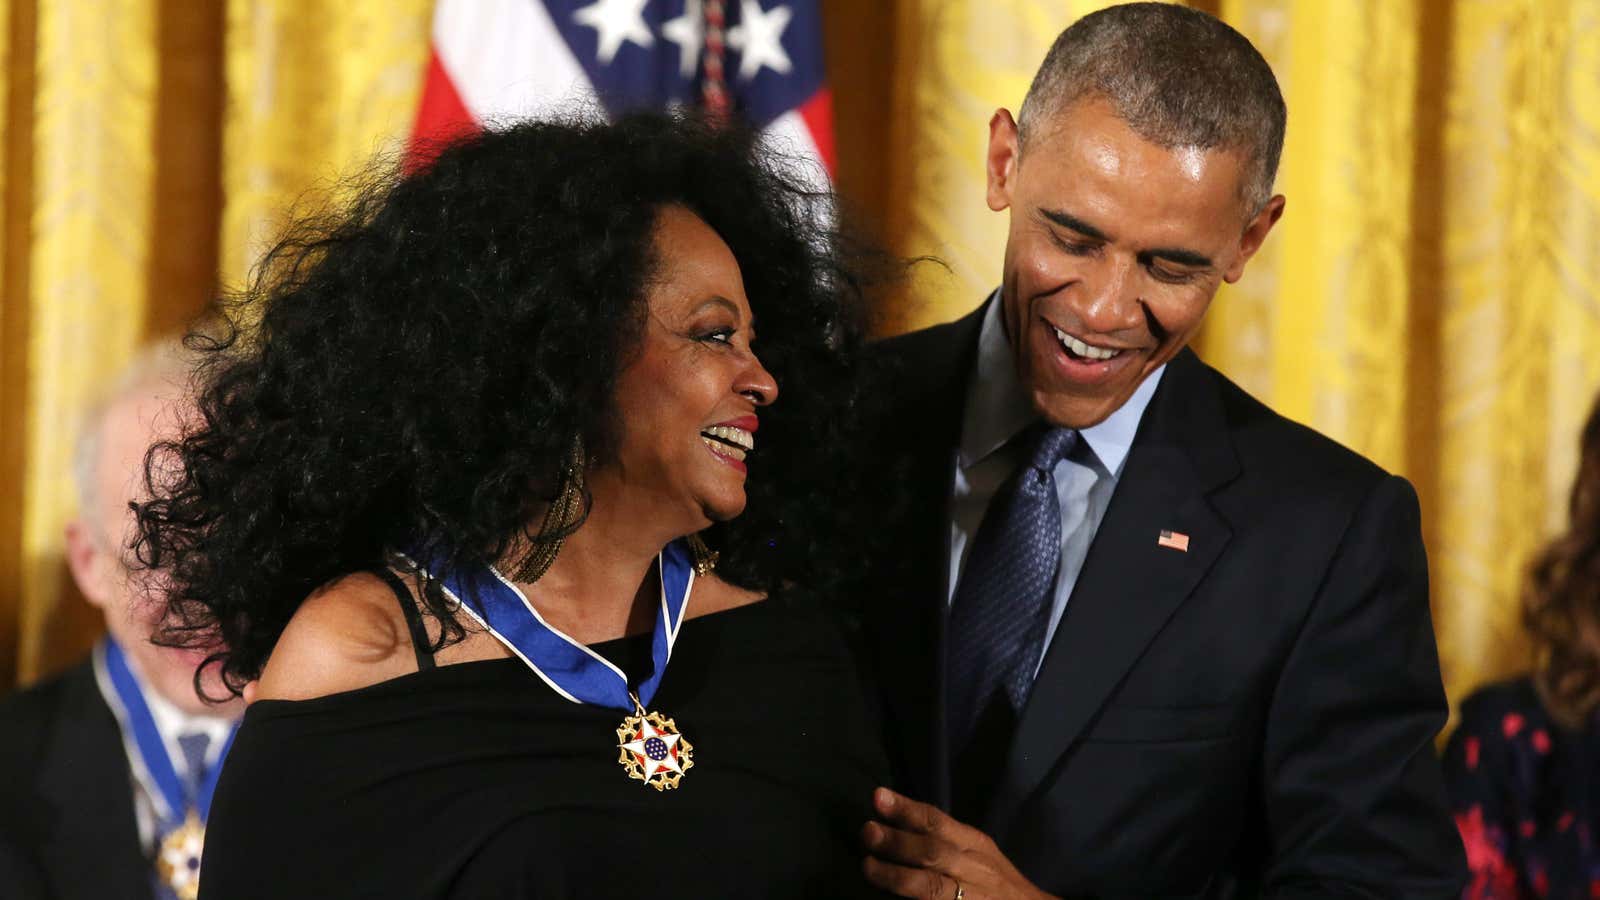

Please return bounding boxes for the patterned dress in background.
[1443,677,1600,898]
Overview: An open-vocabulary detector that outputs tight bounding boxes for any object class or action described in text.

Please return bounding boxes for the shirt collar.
[134,654,237,765]
[958,289,1165,478]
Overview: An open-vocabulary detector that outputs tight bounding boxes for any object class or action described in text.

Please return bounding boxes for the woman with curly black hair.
[135,111,890,898]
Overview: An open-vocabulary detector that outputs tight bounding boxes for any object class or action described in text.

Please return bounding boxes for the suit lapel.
[987,349,1240,837]
[868,303,986,807]
[36,663,153,900]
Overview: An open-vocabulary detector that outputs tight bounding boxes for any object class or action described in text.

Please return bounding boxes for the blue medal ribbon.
[92,638,238,826]
[404,538,696,711]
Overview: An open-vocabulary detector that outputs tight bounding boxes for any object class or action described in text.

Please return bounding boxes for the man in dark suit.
[858,5,1466,898]
[0,347,241,900]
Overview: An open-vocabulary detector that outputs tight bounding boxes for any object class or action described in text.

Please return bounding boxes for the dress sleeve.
[1441,691,1527,899]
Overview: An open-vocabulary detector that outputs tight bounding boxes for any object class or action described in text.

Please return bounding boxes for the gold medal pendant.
[616,693,694,790]
[155,810,206,900]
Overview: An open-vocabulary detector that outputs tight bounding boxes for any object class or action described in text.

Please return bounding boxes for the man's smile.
[1049,323,1125,361]
[1035,316,1144,390]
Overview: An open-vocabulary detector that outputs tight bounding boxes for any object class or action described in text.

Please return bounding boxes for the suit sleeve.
[0,744,47,900]
[1259,475,1467,898]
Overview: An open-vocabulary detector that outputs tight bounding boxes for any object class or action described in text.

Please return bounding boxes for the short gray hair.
[1018,2,1286,214]
[71,341,194,546]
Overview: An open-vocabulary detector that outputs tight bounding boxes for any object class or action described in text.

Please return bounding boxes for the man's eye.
[1053,235,1097,255]
[700,328,734,344]
[1149,265,1198,285]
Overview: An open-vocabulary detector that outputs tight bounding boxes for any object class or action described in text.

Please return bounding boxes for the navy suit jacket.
[0,659,153,900]
[858,306,1467,897]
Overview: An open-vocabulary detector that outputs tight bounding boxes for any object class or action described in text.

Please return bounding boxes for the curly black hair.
[134,110,873,696]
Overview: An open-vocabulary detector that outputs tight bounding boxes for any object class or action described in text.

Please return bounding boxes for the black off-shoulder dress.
[198,586,890,899]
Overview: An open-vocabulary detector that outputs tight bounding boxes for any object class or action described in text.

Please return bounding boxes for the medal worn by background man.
[857,4,1467,897]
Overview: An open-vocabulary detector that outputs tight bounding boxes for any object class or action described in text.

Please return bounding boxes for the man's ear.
[65,520,112,610]
[1223,194,1285,283]
[986,108,1022,213]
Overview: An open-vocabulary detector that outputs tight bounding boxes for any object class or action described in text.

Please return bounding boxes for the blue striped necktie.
[946,424,1076,820]
[177,732,210,804]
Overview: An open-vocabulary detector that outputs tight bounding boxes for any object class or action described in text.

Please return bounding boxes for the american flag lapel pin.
[1157,530,1190,552]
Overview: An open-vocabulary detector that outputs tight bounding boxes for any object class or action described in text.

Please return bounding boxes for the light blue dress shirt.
[946,292,1164,678]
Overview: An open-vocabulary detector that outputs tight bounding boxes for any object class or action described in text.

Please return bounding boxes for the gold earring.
[510,435,587,583]
[685,533,718,577]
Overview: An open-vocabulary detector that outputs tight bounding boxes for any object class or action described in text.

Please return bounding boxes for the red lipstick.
[710,415,759,432]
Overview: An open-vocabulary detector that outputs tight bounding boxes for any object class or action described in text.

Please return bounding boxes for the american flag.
[1157,530,1190,553]
[411,0,833,187]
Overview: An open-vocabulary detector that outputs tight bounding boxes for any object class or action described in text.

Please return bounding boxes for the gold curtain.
[0,0,429,687]
[5,0,161,685]
[3,1,1597,727]
[219,0,431,290]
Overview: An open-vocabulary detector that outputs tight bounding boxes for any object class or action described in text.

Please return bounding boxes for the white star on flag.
[727,0,793,80]
[661,0,704,79]
[621,717,686,780]
[572,0,654,65]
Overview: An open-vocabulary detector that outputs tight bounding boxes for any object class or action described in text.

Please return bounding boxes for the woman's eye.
[700,327,735,344]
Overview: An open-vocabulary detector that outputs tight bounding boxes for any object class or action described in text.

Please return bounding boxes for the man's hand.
[862,788,1057,900]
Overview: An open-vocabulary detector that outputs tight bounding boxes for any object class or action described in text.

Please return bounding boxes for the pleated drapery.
[2,0,1597,727]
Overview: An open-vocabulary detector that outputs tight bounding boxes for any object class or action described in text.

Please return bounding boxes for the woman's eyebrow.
[692,296,745,323]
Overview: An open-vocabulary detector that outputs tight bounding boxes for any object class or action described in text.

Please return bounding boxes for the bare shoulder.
[256,571,417,701]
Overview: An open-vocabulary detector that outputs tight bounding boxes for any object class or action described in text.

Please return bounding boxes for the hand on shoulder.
[255,572,416,701]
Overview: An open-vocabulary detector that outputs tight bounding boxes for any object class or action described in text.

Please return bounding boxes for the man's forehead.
[1170,145,1208,182]
[1023,133,1250,237]
[97,387,187,497]
[1025,98,1247,184]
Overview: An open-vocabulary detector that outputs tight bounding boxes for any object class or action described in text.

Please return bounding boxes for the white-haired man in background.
[0,344,242,900]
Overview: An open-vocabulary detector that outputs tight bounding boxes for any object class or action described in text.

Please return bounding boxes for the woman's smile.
[700,415,758,472]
